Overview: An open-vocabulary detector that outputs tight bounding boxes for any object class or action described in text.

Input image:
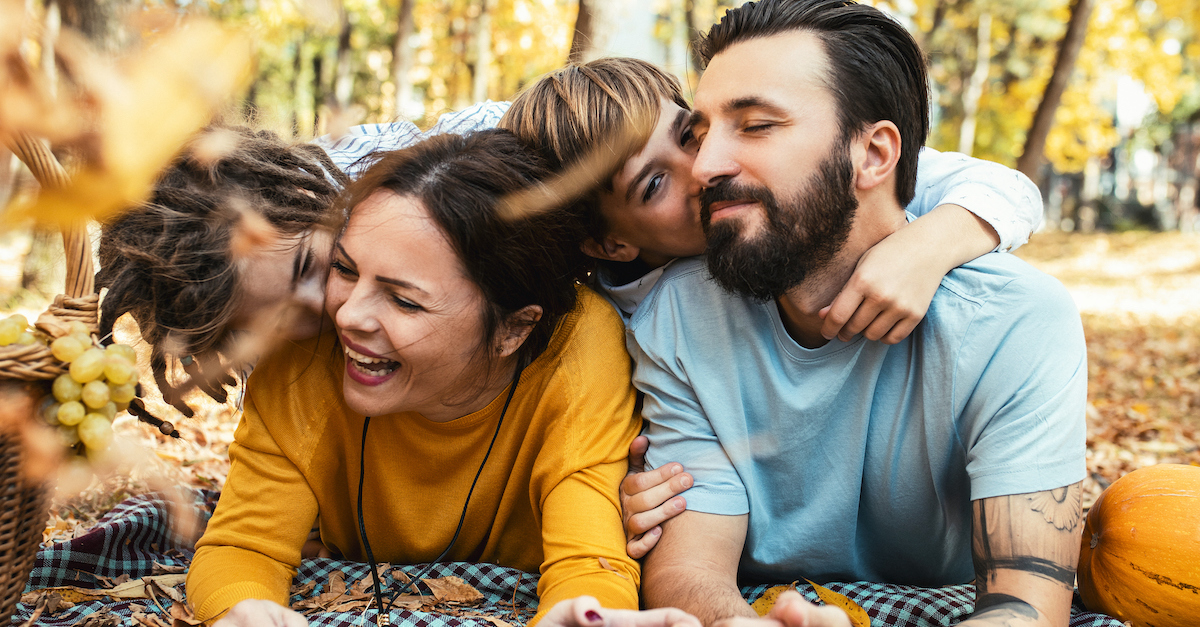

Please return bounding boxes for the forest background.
[0,0,1198,528]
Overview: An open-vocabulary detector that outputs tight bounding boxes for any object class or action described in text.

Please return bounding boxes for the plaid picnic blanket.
[13,491,1126,626]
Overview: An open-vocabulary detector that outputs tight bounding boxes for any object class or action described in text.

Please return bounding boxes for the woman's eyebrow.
[376,275,429,295]
[335,243,358,268]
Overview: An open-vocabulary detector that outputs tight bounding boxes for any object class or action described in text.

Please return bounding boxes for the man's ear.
[496,305,543,358]
[852,121,901,192]
[580,236,641,263]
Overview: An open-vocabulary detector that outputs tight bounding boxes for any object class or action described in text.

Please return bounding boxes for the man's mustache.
[699,180,778,227]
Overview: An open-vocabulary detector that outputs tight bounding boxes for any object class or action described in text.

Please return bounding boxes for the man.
[632,1,1087,626]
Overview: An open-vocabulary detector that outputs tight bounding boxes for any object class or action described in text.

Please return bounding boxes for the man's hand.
[540,596,703,627]
[820,203,1000,344]
[714,591,852,627]
[214,599,308,627]
[621,435,692,558]
[962,482,1083,626]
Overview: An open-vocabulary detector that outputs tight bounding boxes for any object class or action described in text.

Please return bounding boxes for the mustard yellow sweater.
[187,287,641,623]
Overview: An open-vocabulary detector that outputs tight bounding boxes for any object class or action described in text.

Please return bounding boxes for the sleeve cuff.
[194,580,283,624]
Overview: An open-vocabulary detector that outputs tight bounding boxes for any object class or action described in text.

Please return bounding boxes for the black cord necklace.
[355,363,525,626]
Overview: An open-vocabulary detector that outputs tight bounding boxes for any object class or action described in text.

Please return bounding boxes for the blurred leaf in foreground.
[5,16,252,227]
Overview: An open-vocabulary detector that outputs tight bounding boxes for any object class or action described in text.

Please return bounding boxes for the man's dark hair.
[698,0,929,206]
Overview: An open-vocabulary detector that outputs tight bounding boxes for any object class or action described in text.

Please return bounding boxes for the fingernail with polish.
[586,610,602,624]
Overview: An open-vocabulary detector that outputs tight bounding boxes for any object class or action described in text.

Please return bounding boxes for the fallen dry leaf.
[26,574,186,603]
[750,583,797,617]
[597,557,629,580]
[131,611,170,627]
[805,580,870,627]
[464,613,517,627]
[169,600,202,626]
[422,576,484,605]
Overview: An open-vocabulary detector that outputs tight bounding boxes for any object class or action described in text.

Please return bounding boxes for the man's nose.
[692,132,740,189]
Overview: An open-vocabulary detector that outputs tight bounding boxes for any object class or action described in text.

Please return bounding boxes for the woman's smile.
[341,337,401,385]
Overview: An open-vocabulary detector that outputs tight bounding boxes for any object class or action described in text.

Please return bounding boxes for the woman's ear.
[580,236,640,263]
[496,305,544,358]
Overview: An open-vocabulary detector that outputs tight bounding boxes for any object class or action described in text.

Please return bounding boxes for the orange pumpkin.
[1078,464,1200,627]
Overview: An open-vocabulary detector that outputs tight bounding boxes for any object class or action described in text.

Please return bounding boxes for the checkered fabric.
[740,583,1125,627]
[12,491,1126,626]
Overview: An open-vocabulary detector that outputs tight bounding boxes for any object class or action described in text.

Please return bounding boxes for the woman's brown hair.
[338,129,581,372]
[95,125,349,416]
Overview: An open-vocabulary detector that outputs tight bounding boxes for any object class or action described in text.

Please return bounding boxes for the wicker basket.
[0,132,97,623]
[0,391,51,624]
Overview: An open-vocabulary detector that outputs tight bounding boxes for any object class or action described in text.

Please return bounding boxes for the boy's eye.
[680,126,697,147]
[643,174,664,202]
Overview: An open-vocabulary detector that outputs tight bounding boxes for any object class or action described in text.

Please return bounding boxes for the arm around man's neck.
[641,510,756,627]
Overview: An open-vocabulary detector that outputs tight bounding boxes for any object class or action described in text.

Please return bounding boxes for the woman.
[186,130,643,626]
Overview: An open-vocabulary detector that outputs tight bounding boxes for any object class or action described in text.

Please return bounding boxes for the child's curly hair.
[95,126,350,416]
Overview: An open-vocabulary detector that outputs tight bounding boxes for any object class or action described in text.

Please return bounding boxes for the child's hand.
[819,232,943,344]
[821,204,1000,344]
[621,436,692,558]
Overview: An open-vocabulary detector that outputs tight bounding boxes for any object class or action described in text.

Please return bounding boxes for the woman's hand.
[621,436,692,558]
[213,599,309,627]
[541,595,702,627]
[820,204,1000,344]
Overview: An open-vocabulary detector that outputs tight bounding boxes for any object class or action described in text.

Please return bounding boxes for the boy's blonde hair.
[501,57,689,242]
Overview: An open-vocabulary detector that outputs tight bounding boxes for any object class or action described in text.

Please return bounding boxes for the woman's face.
[326,190,495,422]
[599,99,705,268]
[235,228,331,341]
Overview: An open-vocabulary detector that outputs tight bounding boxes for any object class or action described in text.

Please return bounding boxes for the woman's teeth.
[344,346,399,375]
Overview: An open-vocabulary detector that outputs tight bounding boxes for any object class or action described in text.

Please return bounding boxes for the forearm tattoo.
[972,594,1040,626]
[969,483,1084,624]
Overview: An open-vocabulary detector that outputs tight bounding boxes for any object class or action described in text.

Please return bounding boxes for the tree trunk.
[471,0,492,103]
[958,12,991,155]
[0,147,13,213]
[333,3,354,110]
[58,0,126,54]
[684,0,705,75]
[41,0,60,97]
[312,52,324,133]
[291,38,303,133]
[568,0,593,63]
[391,0,416,118]
[1016,0,1095,183]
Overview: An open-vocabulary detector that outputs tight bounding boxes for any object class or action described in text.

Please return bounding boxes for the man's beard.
[701,146,858,302]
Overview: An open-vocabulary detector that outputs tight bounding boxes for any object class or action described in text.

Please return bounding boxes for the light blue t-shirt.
[632,253,1087,587]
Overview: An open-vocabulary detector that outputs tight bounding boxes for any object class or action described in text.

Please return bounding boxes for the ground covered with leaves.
[41,231,1200,539]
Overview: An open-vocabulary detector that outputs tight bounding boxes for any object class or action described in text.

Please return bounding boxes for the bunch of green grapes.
[0,313,37,347]
[18,318,141,456]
